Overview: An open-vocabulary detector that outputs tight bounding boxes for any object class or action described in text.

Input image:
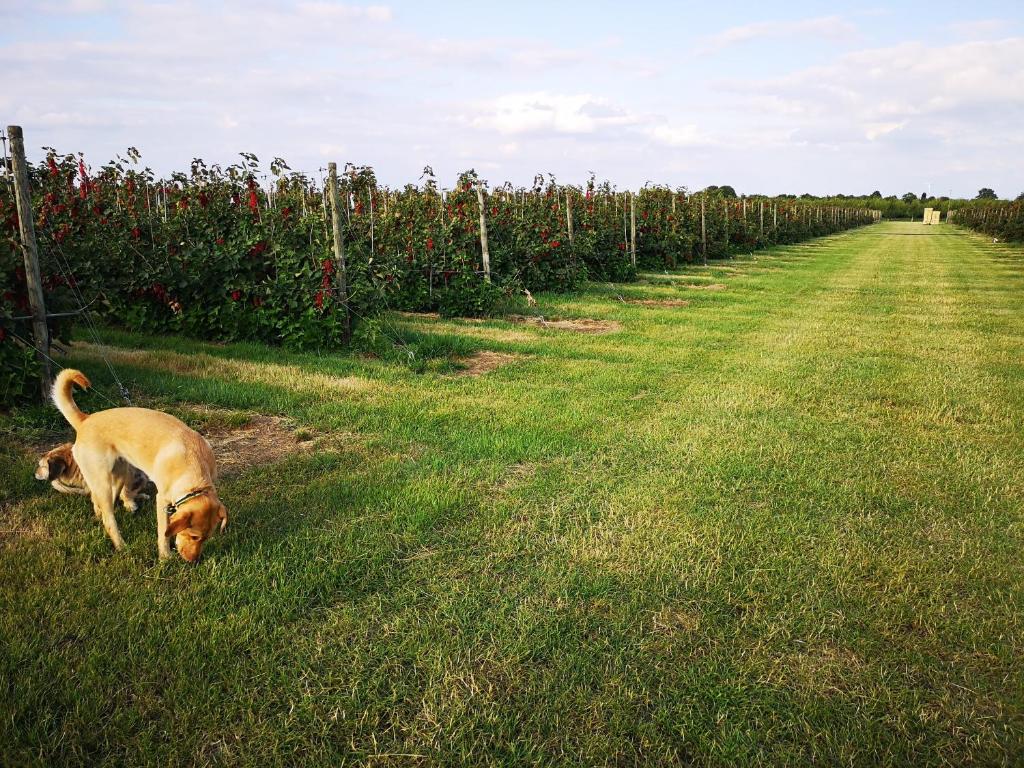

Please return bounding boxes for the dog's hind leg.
[74,448,125,551]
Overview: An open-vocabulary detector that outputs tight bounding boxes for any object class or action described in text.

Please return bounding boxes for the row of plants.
[2,149,877,404]
[948,200,1024,243]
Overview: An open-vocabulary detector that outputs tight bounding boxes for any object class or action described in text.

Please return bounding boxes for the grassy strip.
[1,223,1022,766]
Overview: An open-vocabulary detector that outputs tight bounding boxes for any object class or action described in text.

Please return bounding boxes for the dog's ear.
[218,505,228,533]
[46,456,67,481]
[166,512,192,537]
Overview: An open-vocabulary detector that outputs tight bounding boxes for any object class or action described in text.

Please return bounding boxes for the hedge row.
[948,201,1024,242]
[1,150,877,404]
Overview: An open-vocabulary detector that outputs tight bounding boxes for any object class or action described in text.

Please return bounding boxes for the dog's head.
[165,495,228,564]
[35,443,74,482]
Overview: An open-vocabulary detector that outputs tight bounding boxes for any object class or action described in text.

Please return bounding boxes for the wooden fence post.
[326,162,352,342]
[8,125,51,398]
[629,191,636,267]
[759,201,764,237]
[700,193,707,266]
[723,198,729,251]
[565,189,574,245]
[475,183,491,282]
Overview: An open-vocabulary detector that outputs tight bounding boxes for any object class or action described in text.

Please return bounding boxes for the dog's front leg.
[156,494,172,560]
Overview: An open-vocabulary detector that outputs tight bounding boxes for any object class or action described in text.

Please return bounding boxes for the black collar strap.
[166,487,211,516]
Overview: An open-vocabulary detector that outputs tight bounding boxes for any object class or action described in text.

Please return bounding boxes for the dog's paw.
[123,500,140,513]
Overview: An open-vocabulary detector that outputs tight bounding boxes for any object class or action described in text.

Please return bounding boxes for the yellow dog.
[53,369,227,562]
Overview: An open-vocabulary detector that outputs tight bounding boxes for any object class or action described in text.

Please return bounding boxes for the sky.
[1,0,1022,197]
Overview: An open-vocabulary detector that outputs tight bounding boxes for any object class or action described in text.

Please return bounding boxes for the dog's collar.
[166,486,212,516]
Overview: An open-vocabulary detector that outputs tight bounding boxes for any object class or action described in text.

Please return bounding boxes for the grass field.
[2,221,1023,766]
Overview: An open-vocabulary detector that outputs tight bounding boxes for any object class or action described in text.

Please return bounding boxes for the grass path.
[2,222,1022,766]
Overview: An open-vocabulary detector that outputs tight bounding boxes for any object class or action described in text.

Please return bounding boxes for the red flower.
[47,158,59,177]
[321,258,335,274]
[198,191,209,208]
[281,206,292,218]
[550,240,561,249]
[355,201,365,216]
[131,227,141,239]
[216,237,225,246]
[426,237,434,251]
[248,189,259,212]
[231,192,240,206]
[78,159,87,179]
[314,290,325,309]
[231,290,242,301]
[617,242,626,251]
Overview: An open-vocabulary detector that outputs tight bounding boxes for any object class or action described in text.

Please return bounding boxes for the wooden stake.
[565,190,574,245]
[7,125,50,398]
[700,194,707,265]
[759,200,764,237]
[326,162,352,342]
[723,198,729,251]
[475,183,491,282]
[629,192,636,266]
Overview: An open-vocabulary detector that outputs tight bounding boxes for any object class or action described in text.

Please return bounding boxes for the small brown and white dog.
[52,369,228,563]
[36,442,153,511]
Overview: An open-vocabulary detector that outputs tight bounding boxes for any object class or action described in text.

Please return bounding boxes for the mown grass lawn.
[2,222,1022,766]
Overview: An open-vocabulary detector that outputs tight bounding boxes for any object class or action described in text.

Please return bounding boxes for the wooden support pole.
[629,192,636,267]
[475,183,491,282]
[723,198,729,251]
[565,189,574,245]
[700,194,707,266]
[326,162,352,342]
[7,125,50,398]
[759,200,764,237]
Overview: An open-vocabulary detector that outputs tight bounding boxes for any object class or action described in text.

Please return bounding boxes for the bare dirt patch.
[508,315,622,334]
[450,350,522,377]
[202,413,315,476]
[0,505,53,548]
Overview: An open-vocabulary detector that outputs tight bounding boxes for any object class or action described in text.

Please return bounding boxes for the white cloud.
[864,121,905,141]
[946,19,1014,40]
[646,123,713,148]
[469,92,640,136]
[700,15,857,53]
[723,37,1024,149]
[296,2,393,22]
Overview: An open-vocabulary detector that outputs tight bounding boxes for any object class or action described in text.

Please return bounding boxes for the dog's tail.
[52,369,92,429]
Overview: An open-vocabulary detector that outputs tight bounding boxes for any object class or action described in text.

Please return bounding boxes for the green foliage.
[1,148,876,406]
[951,199,1024,242]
